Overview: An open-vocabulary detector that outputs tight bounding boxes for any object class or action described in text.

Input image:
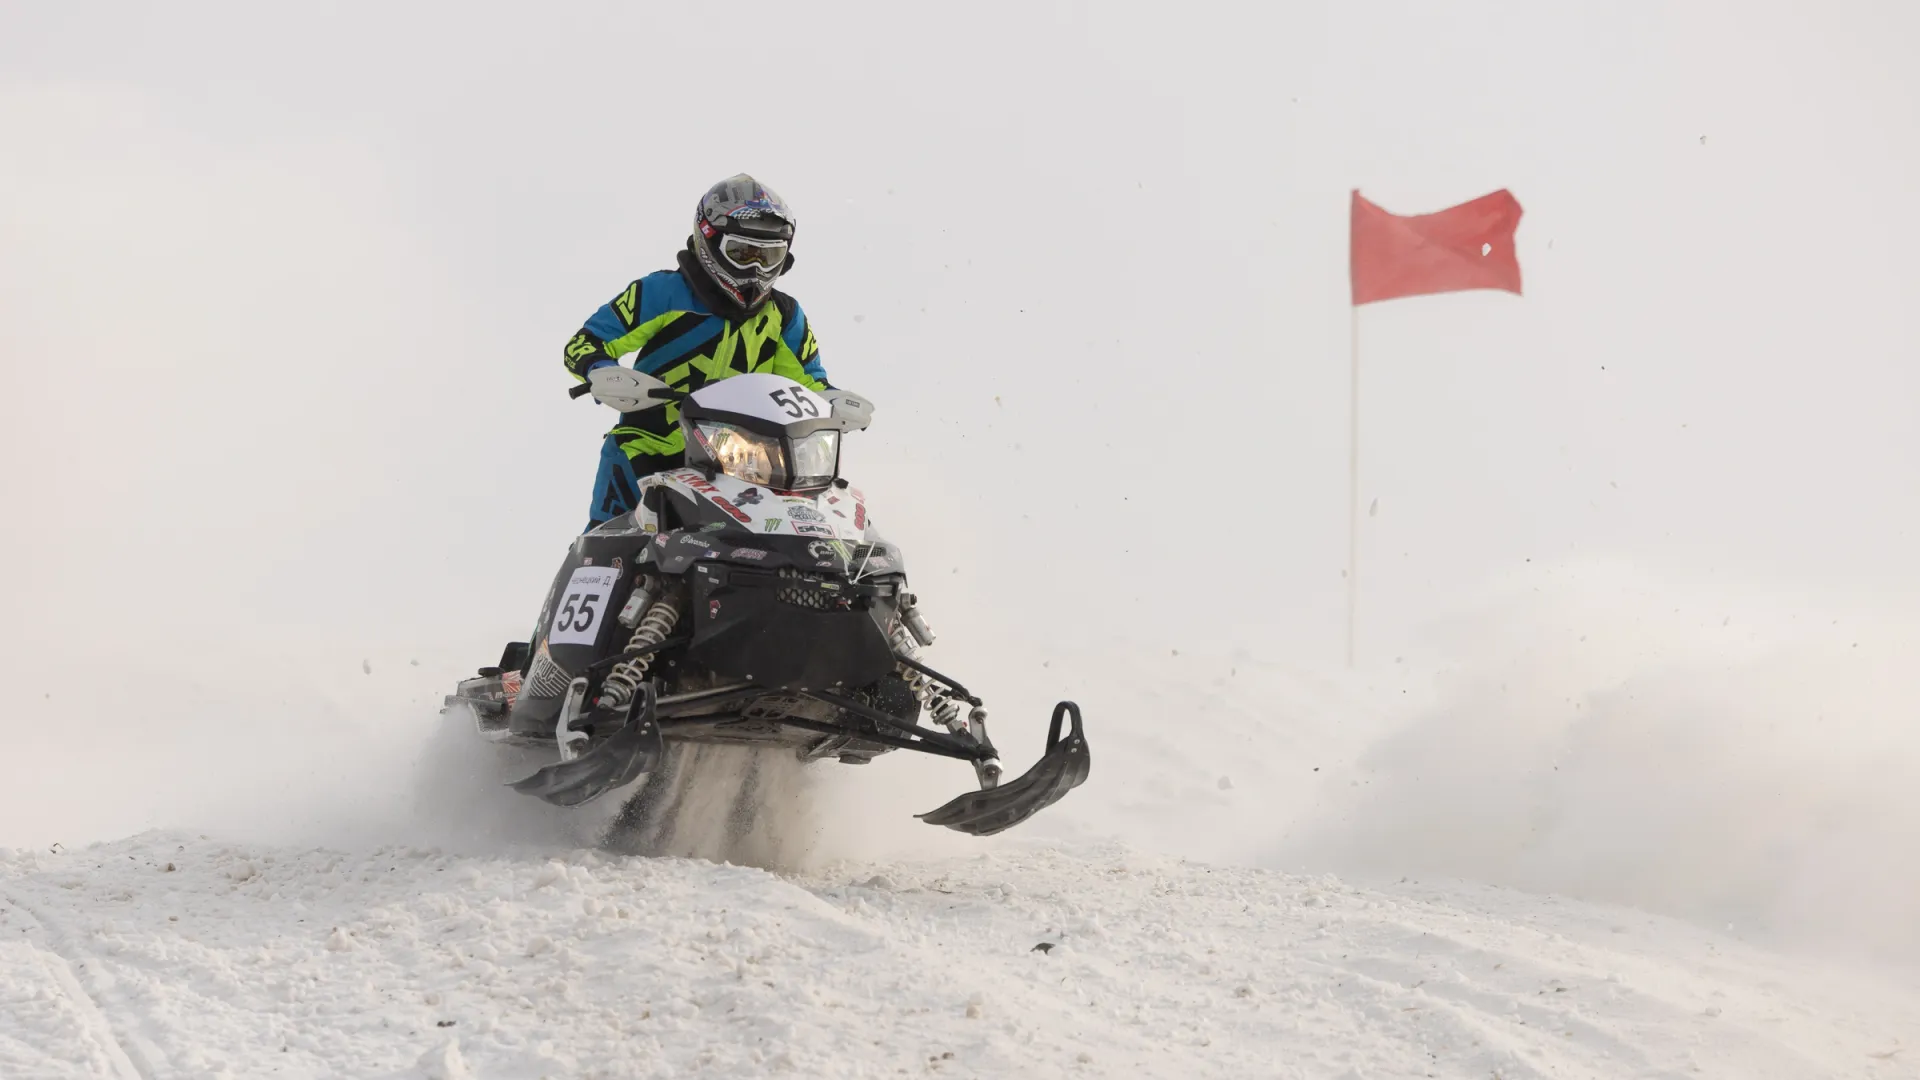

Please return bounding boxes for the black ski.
[916,702,1090,836]
[509,685,665,807]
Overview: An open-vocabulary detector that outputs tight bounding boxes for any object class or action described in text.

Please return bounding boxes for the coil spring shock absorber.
[889,593,976,730]
[890,622,964,730]
[599,585,681,709]
[890,594,1000,787]
[889,626,1001,787]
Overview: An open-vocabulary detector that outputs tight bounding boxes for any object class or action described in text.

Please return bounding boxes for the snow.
[4,833,1913,1080]
[3,571,1920,1078]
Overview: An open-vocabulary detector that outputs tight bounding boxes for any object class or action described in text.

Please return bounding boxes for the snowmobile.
[443,370,1089,836]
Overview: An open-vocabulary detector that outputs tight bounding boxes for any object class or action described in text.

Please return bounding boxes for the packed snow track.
[2,834,1912,1080]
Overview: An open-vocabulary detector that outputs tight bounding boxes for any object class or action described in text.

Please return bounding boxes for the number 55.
[768,388,818,418]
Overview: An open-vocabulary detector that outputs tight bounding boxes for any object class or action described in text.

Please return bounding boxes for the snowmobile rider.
[564,173,866,531]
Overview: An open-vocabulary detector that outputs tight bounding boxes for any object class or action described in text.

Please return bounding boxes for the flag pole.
[1345,185,1525,668]
[1346,303,1359,669]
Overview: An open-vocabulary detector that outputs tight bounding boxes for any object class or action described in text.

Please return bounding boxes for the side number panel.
[548,565,621,646]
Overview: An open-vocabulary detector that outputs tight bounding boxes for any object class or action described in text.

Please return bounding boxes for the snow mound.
[1280,563,1920,965]
[1,833,1913,1079]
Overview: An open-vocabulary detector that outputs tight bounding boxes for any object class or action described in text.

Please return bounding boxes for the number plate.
[549,565,621,646]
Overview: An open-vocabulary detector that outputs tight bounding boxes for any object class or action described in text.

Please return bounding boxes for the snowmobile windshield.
[788,430,840,489]
[695,422,778,486]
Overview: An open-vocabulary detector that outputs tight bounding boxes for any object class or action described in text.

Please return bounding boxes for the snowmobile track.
[2,893,163,1080]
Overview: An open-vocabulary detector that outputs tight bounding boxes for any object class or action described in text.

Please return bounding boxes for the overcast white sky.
[4,0,1918,676]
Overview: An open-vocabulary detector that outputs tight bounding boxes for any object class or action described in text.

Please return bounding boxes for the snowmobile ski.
[915,701,1090,836]
[508,684,665,807]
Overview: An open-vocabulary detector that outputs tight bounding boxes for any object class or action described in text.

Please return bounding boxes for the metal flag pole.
[1347,304,1359,669]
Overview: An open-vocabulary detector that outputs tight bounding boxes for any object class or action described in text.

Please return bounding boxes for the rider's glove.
[822,388,875,431]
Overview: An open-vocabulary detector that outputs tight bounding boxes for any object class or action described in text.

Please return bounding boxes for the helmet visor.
[718,233,788,272]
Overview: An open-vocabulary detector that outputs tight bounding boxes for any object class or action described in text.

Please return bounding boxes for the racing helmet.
[690,174,796,310]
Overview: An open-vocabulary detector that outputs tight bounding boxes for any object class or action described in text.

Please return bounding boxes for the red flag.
[1350,189,1523,305]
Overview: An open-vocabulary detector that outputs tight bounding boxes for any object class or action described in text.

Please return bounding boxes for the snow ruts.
[1,892,160,1079]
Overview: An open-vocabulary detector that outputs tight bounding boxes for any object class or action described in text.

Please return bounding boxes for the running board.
[916,702,1090,836]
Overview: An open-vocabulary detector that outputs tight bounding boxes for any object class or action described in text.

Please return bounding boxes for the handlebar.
[569,381,687,404]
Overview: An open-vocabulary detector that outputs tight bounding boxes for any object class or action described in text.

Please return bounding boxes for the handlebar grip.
[569,383,593,400]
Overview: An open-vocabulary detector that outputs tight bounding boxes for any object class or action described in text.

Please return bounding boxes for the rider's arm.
[562,285,634,382]
[569,274,717,383]
[772,294,830,390]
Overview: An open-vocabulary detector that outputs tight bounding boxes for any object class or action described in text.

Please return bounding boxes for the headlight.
[788,430,840,489]
[695,423,778,485]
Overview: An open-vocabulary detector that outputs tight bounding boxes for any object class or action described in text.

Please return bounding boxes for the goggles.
[718,233,789,272]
